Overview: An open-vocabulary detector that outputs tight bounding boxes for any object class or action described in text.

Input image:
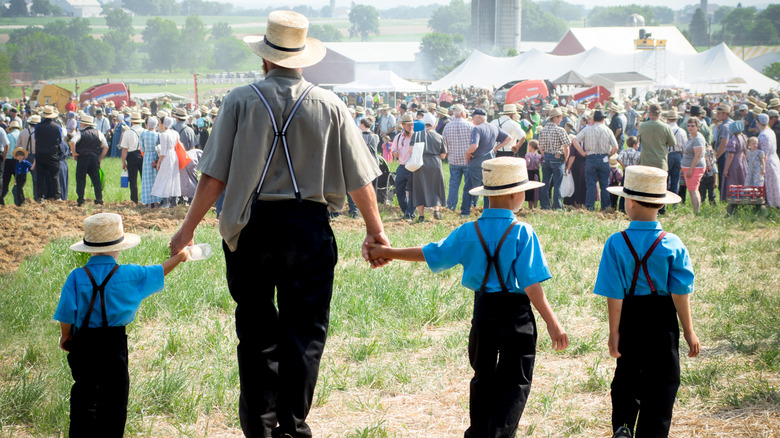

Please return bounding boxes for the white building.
[52,0,102,18]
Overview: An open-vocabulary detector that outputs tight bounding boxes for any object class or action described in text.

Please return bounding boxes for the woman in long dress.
[757,115,780,207]
[721,120,747,200]
[140,117,161,207]
[411,114,447,221]
[151,116,181,207]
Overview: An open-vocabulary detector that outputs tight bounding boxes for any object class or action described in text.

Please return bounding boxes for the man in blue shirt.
[466,108,512,209]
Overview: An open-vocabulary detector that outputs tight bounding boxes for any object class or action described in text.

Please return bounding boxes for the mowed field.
[0,158,779,436]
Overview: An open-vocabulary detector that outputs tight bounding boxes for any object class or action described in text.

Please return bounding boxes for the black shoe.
[416,215,425,223]
[612,426,633,438]
[433,210,442,220]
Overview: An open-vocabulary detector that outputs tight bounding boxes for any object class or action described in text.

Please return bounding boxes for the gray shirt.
[199,68,381,251]
[682,132,706,168]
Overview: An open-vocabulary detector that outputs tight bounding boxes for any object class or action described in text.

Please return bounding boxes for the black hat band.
[623,188,666,198]
[83,236,125,247]
[264,36,305,53]
[484,179,529,191]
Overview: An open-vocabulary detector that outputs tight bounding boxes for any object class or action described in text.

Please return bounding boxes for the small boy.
[11,147,34,206]
[698,143,718,204]
[54,213,189,436]
[595,165,701,438]
[369,157,569,437]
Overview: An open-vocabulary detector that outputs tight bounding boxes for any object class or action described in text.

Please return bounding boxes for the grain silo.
[471,0,521,53]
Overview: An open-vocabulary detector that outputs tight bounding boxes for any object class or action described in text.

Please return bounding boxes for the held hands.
[608,332,621,358]
[362,231,391,269]
[169,227,195,257]
[684,331,701,358]
[547,322,569,351]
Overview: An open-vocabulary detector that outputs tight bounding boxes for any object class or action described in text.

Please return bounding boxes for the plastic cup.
[186,243,212,261]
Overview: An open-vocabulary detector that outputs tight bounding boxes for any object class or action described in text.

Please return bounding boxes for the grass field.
[0,159,779,436]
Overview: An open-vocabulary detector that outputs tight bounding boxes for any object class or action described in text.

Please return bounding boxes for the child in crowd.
[699,143,718,204]
[54,213,189,436]
[744,136,766,187]
[11,147,33,206]
[369,157,569,437]
[594,166,700,438]
[524,139,542,209]
[617,137,640,212]
[608,154,623,210]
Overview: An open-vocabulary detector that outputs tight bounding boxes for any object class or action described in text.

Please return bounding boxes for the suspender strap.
[80,265,120,331]
[249,83,316,202]
[620,231,667,297]
[474,220,518,293]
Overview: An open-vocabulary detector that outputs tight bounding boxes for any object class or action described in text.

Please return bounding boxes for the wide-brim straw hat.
[758,101,768,109]
[209,107,219,116]
[173,107,188,120]
[469,157,545,197]
[607,165,681,205]
[7,120,21,131]
[28,115,41,124]
[500,103,518,115]
[437,106,449,116]
[140,107,152,115]
[79,115,96,127]
[42,105,59,119]
[769,98,780,109]
[548,107,563,118]
[12,146,27,159]
[665,109,679,120]
[400,113,414,123]
[243,10,326,69]
[130,112,144,123]
[753,107,764,115]
[70,213,141,253]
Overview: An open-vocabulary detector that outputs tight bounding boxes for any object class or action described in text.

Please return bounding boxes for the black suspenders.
[79,265,120,331]
[621,231,667,297]
[474,220,518,293]
[248,83,316,202]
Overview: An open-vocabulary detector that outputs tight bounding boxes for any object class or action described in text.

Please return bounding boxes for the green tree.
[348,4,379,42]
[123,0,178,16]
[689,8,709,47]
[747,16,780,46]
[719,6,757,45]
[538,0,583,22]
[759,5,780,41]
[212,36,248,71]
[588,6,657,27]
[428,0,470,37]
[104,6,133,34]
[308,24,342,42]
[102,30,136,73]
[75,36,115,76]
[31,0,61,16]
[763,62,780,81]
[0,51,12,96]
[142,17,180,71]
[7,0,29,17]
[181,0,230,16]
[8,31,77,79]
[211,22,232,40]
[419,32,466,79]
[180,15,207,71]
[522,0,567,42]
[713,6,732,24]
[651,6,675,24]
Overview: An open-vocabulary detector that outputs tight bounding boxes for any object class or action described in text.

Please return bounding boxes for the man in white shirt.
[121,112,145,204]
[490,104,526,157]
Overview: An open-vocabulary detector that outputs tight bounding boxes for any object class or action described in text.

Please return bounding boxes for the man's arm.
[170,173,226,255]
[716,137,728,159]
[349,182,391,268]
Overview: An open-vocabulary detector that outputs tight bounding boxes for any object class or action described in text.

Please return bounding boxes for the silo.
[471,0,521,53]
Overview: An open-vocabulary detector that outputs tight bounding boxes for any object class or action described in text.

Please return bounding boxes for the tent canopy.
[332,70,425,93]
[132,92,188,101]
[552,70,592,86]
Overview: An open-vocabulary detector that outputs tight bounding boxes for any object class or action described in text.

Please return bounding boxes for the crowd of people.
[0,97,219,208]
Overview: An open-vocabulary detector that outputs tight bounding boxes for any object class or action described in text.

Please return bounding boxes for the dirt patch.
[0,201,218,274]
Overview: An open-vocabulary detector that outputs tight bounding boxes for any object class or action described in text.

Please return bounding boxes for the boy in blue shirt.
[11,147,33,206]
[595,165,701,438]
[369,157,569,438]
[54,213,189,437]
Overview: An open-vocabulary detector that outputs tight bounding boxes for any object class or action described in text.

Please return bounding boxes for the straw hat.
[41,105,58,119]
[7,120,21,131]
[28,115,41,124]
[769,98,780,109]
[548,107,563,118]
[609,154,619,168]
[79,115,96,127]
[173,107,188,120]
[665,109,679,121]
[209,107,219,117]
[747,96,758,105]
[140,107,152,115]
[355,106,365,114]
[500,104,518,115]
[606,165,681,205]
[130,112,144,124]
[157,110,169,119]
[12,146,27,159]
[400,113,414,123]
[437,106,449,116]
[768,109,779,118]
[753,106,764,115]
[469,157,545,197]
[70,213,141,253]
[758,101,768,109]
[243,10,326,69]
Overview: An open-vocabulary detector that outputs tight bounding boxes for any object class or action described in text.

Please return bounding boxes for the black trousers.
[76,155,102,205]
[465,292,537,438]
[126,150,143,204]
[224,200,337,438]
[67,326,129,438]
[698,175,717,204]
[612,294,680,438]
[36,159,61,200]
[13,174,27,206]
[1,158,13,204]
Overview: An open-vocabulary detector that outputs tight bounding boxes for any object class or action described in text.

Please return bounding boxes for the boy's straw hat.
[469,157,545,197]
[12,146,27,159]
[79,115,96,127]
[243,10,326,69]
[70,213,141,253]
[607,165,681,205]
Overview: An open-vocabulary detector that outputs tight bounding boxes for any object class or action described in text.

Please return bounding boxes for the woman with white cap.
[410,112,447,221]
[150,116,181,207]
[756,113,780,207]
[140,117,161,207]
[1,120,21,203]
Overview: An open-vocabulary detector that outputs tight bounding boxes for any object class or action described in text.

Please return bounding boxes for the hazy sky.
[227,0,772,10]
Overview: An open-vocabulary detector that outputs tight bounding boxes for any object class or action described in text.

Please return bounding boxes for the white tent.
[332,71,425,93]
[132,92,189,102]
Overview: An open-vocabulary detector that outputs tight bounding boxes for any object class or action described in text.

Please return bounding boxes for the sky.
[226,0,772,10]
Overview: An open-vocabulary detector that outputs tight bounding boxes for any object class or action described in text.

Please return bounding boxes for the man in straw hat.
[34,105,64,201]
[467,108,513,210]
[665,109,687,198]
[367,156,568,438]
[490,103,526,158]
[713,104,733,199]
[572,110,619,211]
[70,114,109,206]
[121,112,146,205]
[593,165,700,438]
[537,107,571,210]
[17,114,38,200]
[169,10,388,438]
[637,104,676,173]
[172,107,197,151]
[1,120,22,204]
[442,103,475,217]
[54,213,189,437]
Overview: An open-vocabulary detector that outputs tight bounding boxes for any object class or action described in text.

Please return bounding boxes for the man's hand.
[169,226,195,257]
[363,231,391,268]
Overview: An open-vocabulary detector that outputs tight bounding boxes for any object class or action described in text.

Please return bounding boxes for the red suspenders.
[620,231,667,297]
[474,220,518,293]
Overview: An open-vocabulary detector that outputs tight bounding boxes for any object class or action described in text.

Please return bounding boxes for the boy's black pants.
[67,326,129,438]
[465,292,537,438]
[75,155,102,205]
[13,174,27,206]
[612,294,680,438]
[698,175,717,204]
[126,150,143,204]
[224,200,337,438]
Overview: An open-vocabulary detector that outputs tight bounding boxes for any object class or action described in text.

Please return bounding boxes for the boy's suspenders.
[248,83,316,202]
[473,220,518,293]
[79,265,120,331]
[621,231,667,297]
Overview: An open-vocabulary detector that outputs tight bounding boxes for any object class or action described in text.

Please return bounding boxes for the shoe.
[403,213,412,220]
[612,425,633,438]
[416,215,425,223]
[433,210,442,220]
[349,212,358,219]
[459,213,470,219]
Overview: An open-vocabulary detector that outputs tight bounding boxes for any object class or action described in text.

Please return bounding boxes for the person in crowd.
[11,147,33,206]
[721,120,747,198]
[172,107,197,151]
[17,115,38,200]
[756,113,780,207]
[392,113,417,219]
[666,109,687,199]
[410,113,447,221]
[435,106,450,135]
[572,110,619,211]
[151,117,181,207]
[442,104,474,217]
[169,11,387,437]
[34,106,64,201]
[466,108,512,210]
[140,117,161,208]
[744,136,766,188]
[609,102,626,148]
[608,154,623,209]
[345,117,381,218]
[713,105,733,200]
[682,117,707,214]
[616,136,641,212]
[565,116,589,209]
[624,99,640,137]
[490,104,525,158]
[538,107,571,210]
[1,120,20,204]
[70,115,108,206]
[120,112,146,205]
[638,104,676,172]
[524,139,542,209]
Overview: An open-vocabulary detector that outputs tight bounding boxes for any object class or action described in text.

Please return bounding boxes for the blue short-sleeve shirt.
[594,221,694,299]
[470,123,509,157]
[423,209,551,293]
[53,255,165,328]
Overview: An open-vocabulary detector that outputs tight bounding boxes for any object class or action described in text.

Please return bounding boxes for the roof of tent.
[552,26,697,56]
[429,44,779,93]
[552,70,592,85]
[332,70,426,93]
